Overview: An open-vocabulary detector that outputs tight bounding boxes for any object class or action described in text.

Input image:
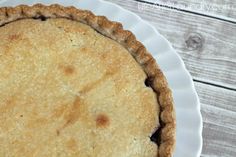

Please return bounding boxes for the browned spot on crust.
[51,104,67,118]
[57,96,87,135]
[63,96,81,127]
[66,138,77,151]
[80,79,103,94]
[96,114,110,128]
[80,71,115,94]
[64,66,75,75]
[59,64,75,75]
[8,34,21,41]
[80,47,89,52]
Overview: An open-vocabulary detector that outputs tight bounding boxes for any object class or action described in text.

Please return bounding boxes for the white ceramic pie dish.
[0,0,203,156]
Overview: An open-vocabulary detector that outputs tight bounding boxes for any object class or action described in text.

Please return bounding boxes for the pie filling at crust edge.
[0,4,175,157]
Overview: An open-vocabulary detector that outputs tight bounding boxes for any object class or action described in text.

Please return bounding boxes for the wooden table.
[105,0,236,156]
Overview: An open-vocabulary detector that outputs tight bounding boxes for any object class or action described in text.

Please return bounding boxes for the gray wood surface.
[105,0,236,156]
[140,0,236,21]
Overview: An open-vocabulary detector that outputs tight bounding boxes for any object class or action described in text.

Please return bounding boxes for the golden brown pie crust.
[0,4,175,157]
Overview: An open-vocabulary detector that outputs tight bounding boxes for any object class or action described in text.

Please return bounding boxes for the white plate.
[0,0,203,156]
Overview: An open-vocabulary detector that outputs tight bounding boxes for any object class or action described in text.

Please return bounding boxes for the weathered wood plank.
[105,0,236,89]
[195,81,236,112]
[141,0,236,22]
[194,82,236,157]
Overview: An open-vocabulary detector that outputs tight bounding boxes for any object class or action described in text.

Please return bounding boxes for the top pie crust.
[0,4,175,157]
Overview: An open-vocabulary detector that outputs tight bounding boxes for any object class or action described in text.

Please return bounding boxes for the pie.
[0,4,175,157]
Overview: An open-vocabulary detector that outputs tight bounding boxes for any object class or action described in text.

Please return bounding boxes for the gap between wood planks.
[133,0,236,24]
[193,79,236,91]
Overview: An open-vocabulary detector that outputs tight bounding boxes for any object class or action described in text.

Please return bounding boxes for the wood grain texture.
[141,0,236,22]
[105,0,236,89]
[105,0,236,157]
[195,82,236,157]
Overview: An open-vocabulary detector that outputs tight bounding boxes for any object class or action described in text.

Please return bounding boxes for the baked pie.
[0,4,175,157]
